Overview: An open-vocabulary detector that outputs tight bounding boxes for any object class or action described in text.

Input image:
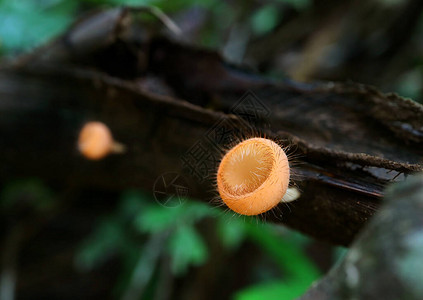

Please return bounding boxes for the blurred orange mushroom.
[78,121,125,160]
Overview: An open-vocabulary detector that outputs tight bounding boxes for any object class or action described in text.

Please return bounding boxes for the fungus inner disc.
[222,141,274,195]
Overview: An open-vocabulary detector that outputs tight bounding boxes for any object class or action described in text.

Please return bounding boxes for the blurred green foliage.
[0,0,77,53]
[0,0,311,54]
[75,191,215,296]
[0,178,55,212]
[235,223,320,300]
[251,5,279,35]
[395,68,423,101]
[0,0,215,53]
[75,190,322,299]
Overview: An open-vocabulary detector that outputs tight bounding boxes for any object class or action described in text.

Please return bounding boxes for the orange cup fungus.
[78,121,125,160]
[217,138,290,216]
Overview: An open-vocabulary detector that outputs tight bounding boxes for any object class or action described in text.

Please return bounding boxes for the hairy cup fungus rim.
[217,137,290,216]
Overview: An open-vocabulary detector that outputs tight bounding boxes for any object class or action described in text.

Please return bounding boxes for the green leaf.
[119,190,149,218]
[235,280,311,300]
[246,224,320,283]
[217,214,247,250]
[75,217,126,271]
[236,224,321,300]
[251,5,279,35]
[167,224,208,275]
[133,200,214,233]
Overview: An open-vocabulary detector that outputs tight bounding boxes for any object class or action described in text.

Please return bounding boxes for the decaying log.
[1,8,423,245]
